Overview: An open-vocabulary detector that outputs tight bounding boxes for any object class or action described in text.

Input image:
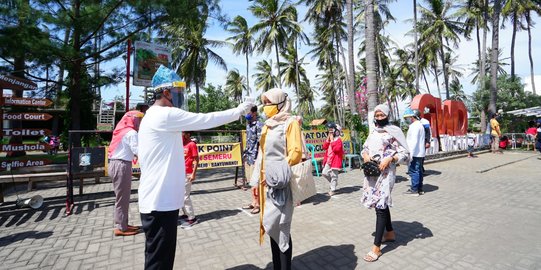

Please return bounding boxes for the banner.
[303,129,352,161]
[197,143,242,170]
[133,41,171,87]
[242,129,352,161]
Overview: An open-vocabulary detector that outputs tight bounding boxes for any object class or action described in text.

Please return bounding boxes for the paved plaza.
[0,151,540,269]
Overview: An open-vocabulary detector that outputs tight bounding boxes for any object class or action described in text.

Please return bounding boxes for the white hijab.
[261,88,292,127]
[374,104,409,154]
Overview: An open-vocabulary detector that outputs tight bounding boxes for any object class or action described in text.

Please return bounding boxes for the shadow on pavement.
[424,169,442,176]
[226,244,357,270]
[302,193,330,205]
[192,186,239,195]
[422,184,439,193]
[395,175,409,183]
[0,230,53,247]
[336,185,361,195]
[379,221,433,254]
[192,209,242,223]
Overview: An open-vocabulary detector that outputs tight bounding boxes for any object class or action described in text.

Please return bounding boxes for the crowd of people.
[106,65,541,269]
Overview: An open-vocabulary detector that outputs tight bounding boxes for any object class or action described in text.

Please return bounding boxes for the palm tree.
[489,0,502,115]
[253,60,279,92]
[280,43,308,94]
[346,0,356,114]
[469,48,509,84]
[523,1,541,94]
[449,78,467,101]
[296,79,316,115]
[164,21,228,112]
[249,0,301,87]
[364,0,379,120]
[502,0,527,79]
[418,0,464,100]
[226,15,253,96]
[225,69,246,103]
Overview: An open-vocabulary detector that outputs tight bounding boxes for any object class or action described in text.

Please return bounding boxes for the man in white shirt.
[108,110,144,236]
[404,108,426,196]
[138,65,254,270]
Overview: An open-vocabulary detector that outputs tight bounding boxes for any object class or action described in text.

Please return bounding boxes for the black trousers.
[374,207,393,247]
[270,236,292,270]
[140,210,179,270]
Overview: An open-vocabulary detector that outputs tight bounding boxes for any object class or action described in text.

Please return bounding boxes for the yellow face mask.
[263,105,279,118]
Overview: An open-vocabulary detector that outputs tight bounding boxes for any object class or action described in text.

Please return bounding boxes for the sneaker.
[180,218,198,228]
[179,214,188,220]
[404,189,419,197]
[418,190,425,195]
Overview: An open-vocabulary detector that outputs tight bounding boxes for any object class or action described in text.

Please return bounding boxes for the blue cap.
[245,114,253,121]
[403,107,415,118]
[151,65,182,89]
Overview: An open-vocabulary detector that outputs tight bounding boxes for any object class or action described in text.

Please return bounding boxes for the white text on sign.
[3,129,50,136]
[3,113,52,121]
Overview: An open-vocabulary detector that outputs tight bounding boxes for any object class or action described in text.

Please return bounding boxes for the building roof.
[506,106,541,117]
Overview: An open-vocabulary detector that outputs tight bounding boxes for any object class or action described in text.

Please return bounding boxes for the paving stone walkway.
[0,151,540,269]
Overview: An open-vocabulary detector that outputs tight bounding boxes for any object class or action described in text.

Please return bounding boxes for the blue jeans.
[409,157,424,192]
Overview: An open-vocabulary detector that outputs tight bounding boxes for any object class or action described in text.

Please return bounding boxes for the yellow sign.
[197,143,242,170]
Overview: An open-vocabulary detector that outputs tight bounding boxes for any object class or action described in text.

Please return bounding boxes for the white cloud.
[524,75,541,95]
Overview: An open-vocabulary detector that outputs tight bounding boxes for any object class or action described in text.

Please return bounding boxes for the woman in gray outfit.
[257,88,302,270]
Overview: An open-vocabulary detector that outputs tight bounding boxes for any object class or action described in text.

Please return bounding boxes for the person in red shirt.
[322,123,344,196]
[180,131,200,228]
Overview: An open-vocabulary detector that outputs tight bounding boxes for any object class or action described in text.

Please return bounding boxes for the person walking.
[490,112,503,154]
[137,65,254,270]
[361,104,409,262]
[257,88,302,270]
[179,131,200,228]
[321,122,344,196]
[404,108,426,196]
[108,110,144,236]
[241,107,263,214]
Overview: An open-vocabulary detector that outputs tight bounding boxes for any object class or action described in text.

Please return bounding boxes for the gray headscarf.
[374,104,409,154]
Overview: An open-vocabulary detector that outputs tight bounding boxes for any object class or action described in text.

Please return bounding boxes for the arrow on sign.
[3,129,52,137]
[3,113,53,121]
[2,97,53,107]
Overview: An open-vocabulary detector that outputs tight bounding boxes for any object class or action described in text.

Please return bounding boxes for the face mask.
[374,117,389,127]
[263,105,279,118]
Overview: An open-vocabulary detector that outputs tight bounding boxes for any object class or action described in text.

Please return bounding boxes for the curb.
[424,150,491,165]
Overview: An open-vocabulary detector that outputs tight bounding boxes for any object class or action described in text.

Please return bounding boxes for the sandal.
[363,251,382,262]
[242,204,255,210]
[250,207,260,214]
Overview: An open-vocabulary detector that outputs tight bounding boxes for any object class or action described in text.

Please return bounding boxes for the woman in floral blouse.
[361,104,409,262]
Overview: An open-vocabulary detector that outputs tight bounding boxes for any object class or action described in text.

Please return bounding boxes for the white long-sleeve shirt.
[137,106,242,213]
[109,130,138,161]
[407,120,426,158]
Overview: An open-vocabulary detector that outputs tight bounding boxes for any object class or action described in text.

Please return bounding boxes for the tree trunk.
[195,81,200,113]
[413,0,419,92]
[422,70,431,95]
[70,0,82,147]
[480,110,487,133]
[245,52,250,96]
[294,38,300,96]
[440,37,449,100]
[56,28,71,107]
[480,0,488,91]
[526,11,536,95]
[365,0,378,130]
[346,0,356,114]
[432,61,442,99]
[274,40,282,87]
[489,0,502,115]
[476,22,481,81]
[510,11,517,79]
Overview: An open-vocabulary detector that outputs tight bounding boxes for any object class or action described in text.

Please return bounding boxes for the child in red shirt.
[180,131,199,228]
[322,123,344,196]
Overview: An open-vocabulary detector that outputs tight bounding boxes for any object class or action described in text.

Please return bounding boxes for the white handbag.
[284,118,317,205]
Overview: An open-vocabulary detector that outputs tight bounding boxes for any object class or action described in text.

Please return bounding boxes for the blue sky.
[102,0,541,110]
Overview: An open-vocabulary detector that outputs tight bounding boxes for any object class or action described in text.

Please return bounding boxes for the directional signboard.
[2,97,53,107]
[3,129,51,137]
[0,159,52,170]
[0,74,37,91]
[0,143,50,152]
[3,112,53,121]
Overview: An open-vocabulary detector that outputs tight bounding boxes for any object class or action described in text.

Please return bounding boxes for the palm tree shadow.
[372,221,433,254]
[179,209,242,225]
[0,230,53,247]
[395,175,409,183]
[302,193,330,205]
[226,244,357,270]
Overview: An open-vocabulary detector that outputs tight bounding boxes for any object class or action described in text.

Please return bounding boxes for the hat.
[151,65,185,90]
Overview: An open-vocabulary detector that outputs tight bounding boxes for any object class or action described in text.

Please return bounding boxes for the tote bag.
[284,118,317,205]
